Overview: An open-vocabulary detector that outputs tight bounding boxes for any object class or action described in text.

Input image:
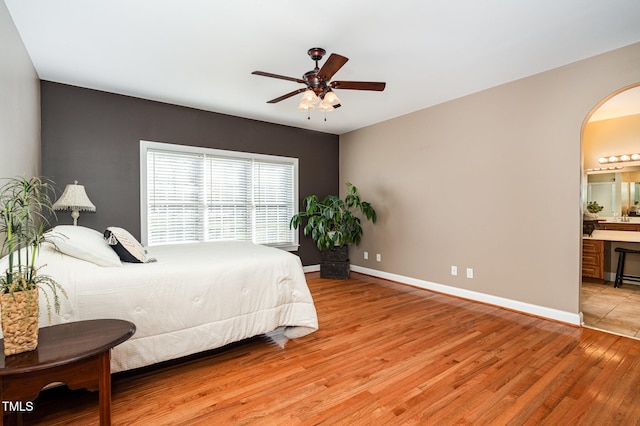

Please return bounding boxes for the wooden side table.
[0,319,135,426]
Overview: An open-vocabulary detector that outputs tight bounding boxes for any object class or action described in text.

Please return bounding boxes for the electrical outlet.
[364,251,368,260]
[376,253,381,262]
[466,268,474,279]
[451,265,457,276]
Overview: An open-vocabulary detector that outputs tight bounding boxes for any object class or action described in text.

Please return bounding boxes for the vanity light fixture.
[586,166,624,172]
[598,153,640,164]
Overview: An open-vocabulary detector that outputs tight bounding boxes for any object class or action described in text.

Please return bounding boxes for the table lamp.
[53,180,96,225]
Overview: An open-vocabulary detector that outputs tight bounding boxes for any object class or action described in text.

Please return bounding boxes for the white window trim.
[140,140,299,251]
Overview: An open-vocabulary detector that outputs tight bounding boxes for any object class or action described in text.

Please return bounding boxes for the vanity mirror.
[586,166,640,218]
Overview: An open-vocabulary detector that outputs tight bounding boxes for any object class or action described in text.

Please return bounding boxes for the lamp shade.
[323,91,340,106]
[53,181,95,211]
[317,100,334,112]
[53,181,95,225]
[300,89,320,104]
[298,100,315,111]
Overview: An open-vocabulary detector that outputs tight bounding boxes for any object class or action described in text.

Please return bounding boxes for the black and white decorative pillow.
[104,227,150,263]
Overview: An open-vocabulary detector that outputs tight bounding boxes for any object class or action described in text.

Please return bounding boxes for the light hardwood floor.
[22,273,640,425]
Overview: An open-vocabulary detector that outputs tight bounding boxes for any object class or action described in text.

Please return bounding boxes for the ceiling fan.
[251,48,386,111]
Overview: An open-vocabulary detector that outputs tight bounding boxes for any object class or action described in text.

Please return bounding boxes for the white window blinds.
[205,156,252,242]
[254,161,295,245]
[146,150,205,244]
[141,141,298,250]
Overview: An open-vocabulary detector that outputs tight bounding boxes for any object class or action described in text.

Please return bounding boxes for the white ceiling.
[5,0,640,135]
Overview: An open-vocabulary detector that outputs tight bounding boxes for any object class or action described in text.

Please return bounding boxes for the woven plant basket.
[0,289,39,356]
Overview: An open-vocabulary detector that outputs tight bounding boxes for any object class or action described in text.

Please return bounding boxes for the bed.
[0,226,318,373]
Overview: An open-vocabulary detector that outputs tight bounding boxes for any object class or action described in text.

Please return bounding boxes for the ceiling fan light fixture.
[317,100,334,112]
[300,89,320,104]
[297,100,315,111]
[252,48,385,121]
[323,91,340,106]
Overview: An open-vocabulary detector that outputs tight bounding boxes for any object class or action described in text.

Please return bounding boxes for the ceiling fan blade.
[267,88,306,104]
[317,53,349,81]
[252,71,305,84]
[331,81,386,91]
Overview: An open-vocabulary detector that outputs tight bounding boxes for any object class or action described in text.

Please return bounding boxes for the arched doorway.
[581,84,640,339]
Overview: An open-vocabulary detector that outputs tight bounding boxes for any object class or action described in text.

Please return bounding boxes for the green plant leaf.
[290,183,377,250]
[0,176,66,320]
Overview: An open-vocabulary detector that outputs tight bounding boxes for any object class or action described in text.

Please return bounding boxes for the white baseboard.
[302,264,320,273]
[349,265,582,326]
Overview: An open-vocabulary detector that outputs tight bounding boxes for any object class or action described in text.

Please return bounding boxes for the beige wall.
[0,0,40,178]
[340,42,640,316]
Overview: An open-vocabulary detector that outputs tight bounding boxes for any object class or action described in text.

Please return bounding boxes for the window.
[140,141,298,250]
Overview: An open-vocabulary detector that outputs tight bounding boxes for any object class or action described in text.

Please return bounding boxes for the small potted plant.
[0,176,66,355]
[290,183,377,279]
[587,201,604,215]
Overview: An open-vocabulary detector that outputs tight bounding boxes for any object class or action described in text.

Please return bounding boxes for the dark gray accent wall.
[41,81,338,265]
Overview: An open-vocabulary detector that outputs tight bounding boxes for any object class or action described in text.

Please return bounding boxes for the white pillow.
[45,225,122,267]
[104,227,149,263]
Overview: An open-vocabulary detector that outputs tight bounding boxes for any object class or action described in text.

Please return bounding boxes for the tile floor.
[581,280,640,339]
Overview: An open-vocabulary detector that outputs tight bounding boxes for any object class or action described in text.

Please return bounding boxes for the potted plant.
[290,183,377,279]
[0,176,66,355]
[587,201,604,215]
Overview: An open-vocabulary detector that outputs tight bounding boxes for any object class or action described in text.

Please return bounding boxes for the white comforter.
[2,241,318,372]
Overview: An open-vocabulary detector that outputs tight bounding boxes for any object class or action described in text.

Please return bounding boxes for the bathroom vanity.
[582,228,640,282]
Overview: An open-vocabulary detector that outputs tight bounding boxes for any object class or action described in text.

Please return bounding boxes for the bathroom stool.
[614,247,640,288]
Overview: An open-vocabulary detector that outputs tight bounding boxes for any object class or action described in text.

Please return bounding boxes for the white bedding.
[1,241,318,373]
